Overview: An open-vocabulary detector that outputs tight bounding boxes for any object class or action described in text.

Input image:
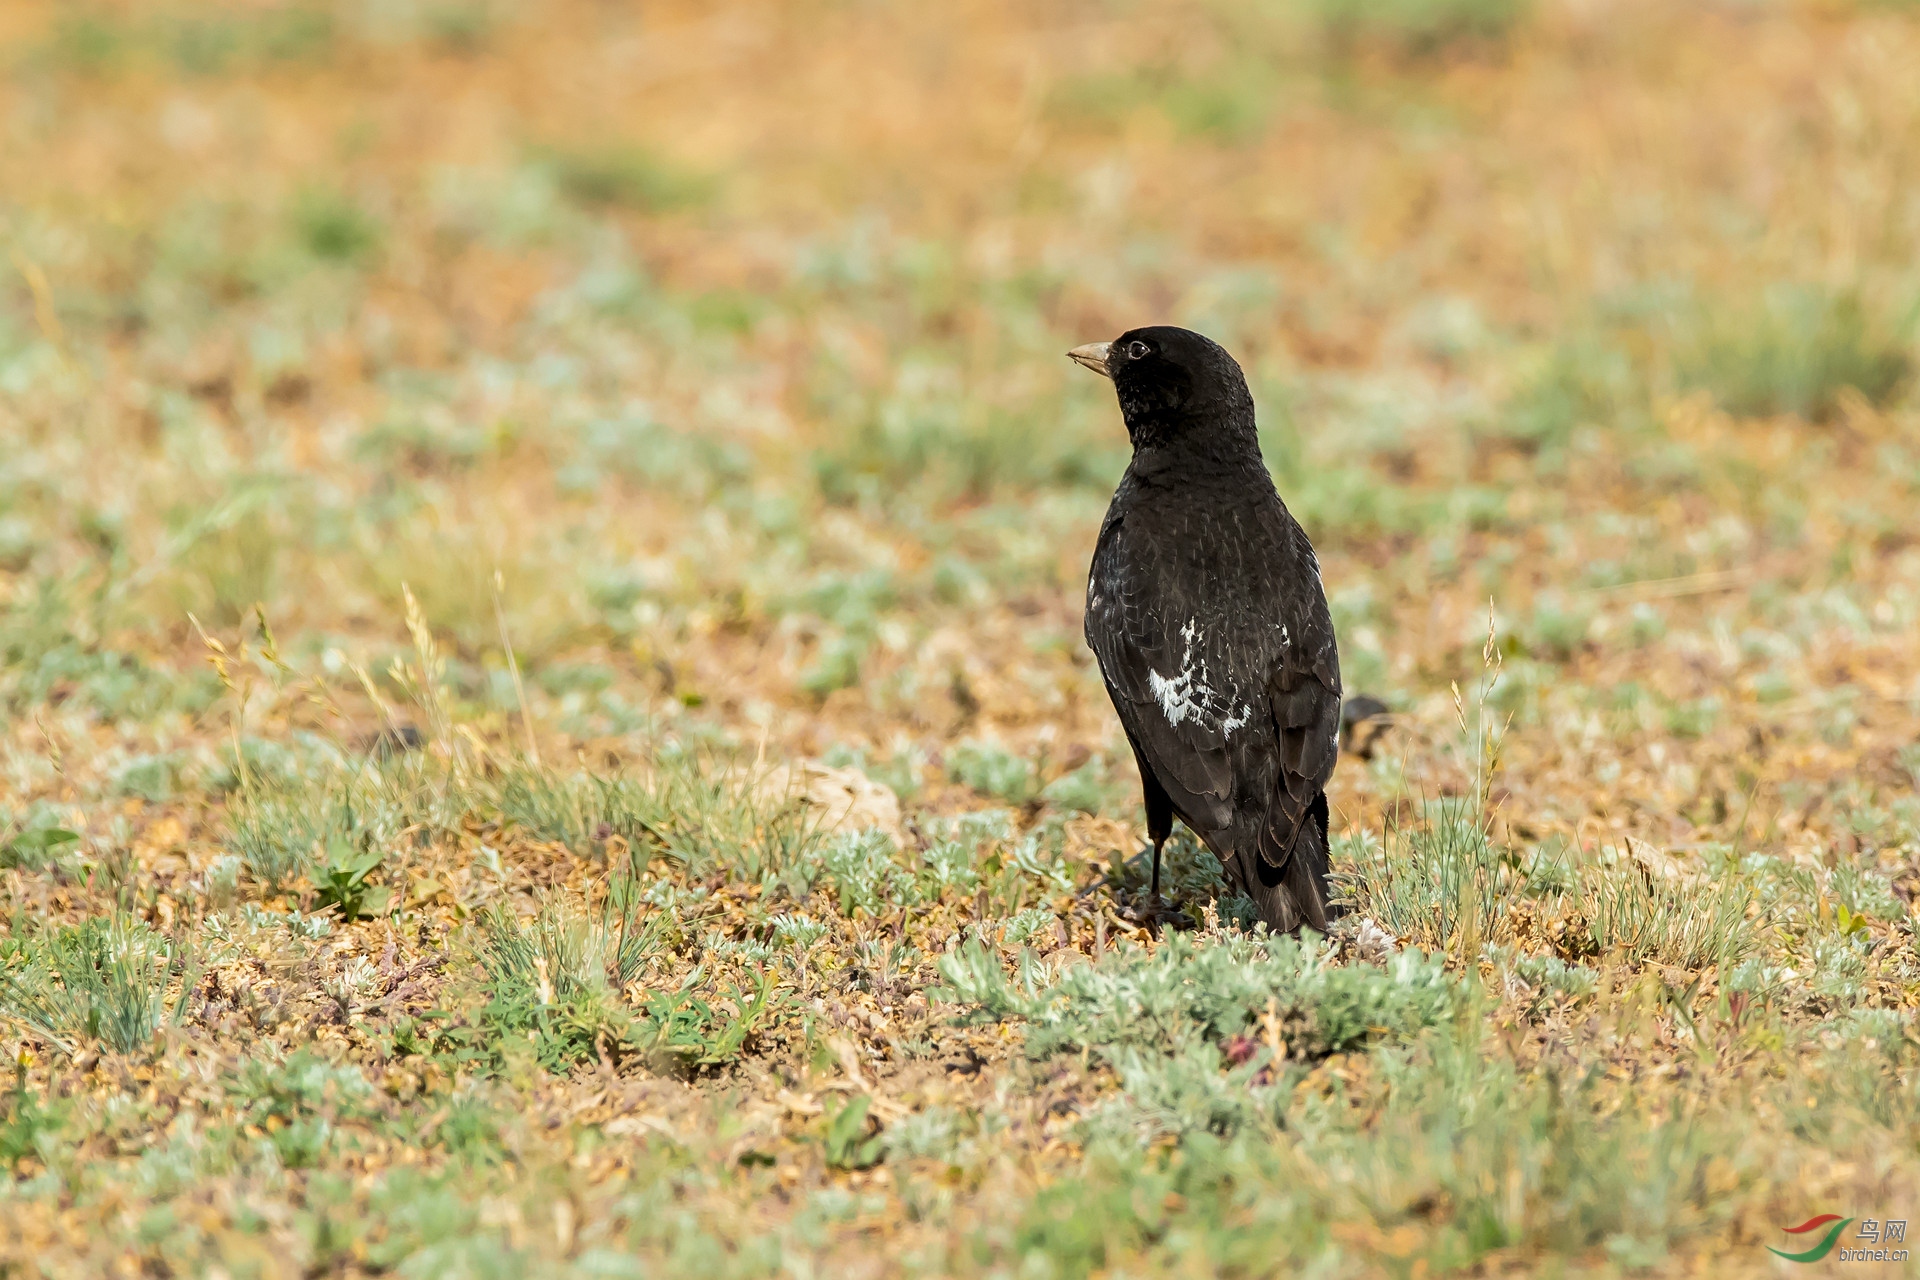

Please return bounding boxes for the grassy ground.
[4,0,1920,1274]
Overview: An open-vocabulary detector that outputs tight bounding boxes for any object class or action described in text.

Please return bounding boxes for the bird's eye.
[1126,340,1151,359]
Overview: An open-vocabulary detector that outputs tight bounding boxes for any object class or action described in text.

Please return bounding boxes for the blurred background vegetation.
[4,0,1915,778]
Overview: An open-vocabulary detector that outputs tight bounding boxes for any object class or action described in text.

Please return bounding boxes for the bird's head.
[1067,325,1256,452]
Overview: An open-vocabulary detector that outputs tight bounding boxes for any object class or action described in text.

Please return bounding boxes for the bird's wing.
[1257,615,1342,873]
[1084,513,1243,832]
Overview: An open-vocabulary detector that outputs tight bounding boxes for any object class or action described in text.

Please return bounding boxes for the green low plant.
[819,829,914,918]
[823,1094,884,1170]
[225,1050,376,1171]
[1314,0,1533,56]
[0,915,175,1055]
[1676,284,1913,420]
[946,740,1039,804]
[493,756,829,883]
[538,143,714,212]
[635,969,777,1070]
[0,1068,62,1171]
[1,821,79,871]
[1582,860,1757,971]
[313,836,389,921]
[476,890,766,1074]
[476,899,635,1071]
[292,188,381,262]
[1337,799,1518,958]
[938,929,1459,1070]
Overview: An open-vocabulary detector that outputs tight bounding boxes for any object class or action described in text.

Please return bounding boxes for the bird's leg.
[1137,771,1175,926]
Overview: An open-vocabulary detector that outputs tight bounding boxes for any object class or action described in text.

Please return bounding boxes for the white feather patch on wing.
[1147,666,1206,727]
[1146,618,1250,737]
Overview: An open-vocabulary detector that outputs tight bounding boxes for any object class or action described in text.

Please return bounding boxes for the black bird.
[1070,326,1341,934]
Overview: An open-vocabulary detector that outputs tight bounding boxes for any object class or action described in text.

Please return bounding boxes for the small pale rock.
[1625,835,1696,883]
[756,762,904,840]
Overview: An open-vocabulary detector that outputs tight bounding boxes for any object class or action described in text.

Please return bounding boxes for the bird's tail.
[1241,793,1333,935]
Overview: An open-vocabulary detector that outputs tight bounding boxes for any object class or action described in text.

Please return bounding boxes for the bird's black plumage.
[1071,326,1341,933]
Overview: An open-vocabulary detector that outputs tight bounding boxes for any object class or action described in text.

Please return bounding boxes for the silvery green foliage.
[998,907,1057,947]
[1828,858,1904,922]
[1582,861,1755,971]
[919,839,980,894]
[820,829,914,917]
[945,739,1037,803]
[1003,833,1076,899]
[1332,802,1515,947]
[1483,943,1599,1000]
[1020,932,1457,1061]
[938,810,1015,845]
[770,913,828,952]
[1805,931,1871,1006]
[0,915,174,1054]
[938,930,1458,1062]
[642,878,703,911]
[1039,760,1110,815]
[225,753,427,892]
[1096,1042,1277,1139]
[935,938,1027,1020]
[913,810,1075,906]
[702,931,774,965]
[880,1105,967,1162]
[1513,953,1598,998]
[939,931,1458,1142]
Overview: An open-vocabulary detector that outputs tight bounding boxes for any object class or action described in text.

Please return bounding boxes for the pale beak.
[1067,341,1112,378]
